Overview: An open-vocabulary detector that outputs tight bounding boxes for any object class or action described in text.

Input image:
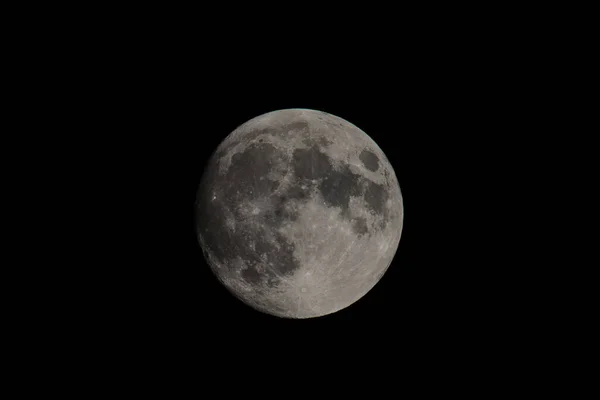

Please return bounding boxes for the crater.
[359,149,380,172]
[216,126,277,160]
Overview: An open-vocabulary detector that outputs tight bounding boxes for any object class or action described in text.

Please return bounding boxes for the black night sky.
[94,37,525,361]
[28,5,559,384]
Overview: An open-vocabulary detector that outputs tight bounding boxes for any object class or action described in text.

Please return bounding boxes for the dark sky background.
[96,38,529,361]
[27,6,561,381]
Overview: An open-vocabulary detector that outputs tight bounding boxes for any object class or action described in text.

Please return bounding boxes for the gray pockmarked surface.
[196,109,403,318]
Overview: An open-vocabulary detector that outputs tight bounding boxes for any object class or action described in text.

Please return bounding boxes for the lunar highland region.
[195,109,403,318]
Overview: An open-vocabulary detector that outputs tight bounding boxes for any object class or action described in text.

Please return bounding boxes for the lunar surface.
[195,109,403,318]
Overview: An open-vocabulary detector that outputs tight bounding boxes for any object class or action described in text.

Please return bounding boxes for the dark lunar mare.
[353,217,369,236]
[319,164,364,219]
[196,142,303,289]
[290,143,390,233]
[262,185,310,226]
[364,180,389,216]
[291,145,365,222]
[227,142,284,199]
[292,145,333,181]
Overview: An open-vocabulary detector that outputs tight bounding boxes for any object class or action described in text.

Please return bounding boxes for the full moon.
[195,109,403,318]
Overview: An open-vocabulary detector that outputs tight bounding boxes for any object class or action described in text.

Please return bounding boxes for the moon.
[195,109,403,318]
